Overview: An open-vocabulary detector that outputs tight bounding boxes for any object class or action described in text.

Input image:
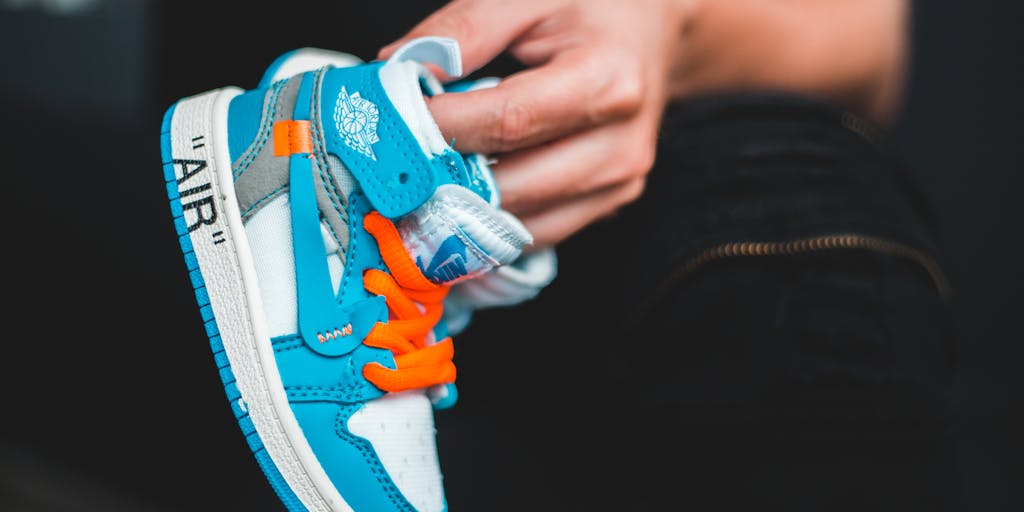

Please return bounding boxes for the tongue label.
[397,185,531,285]
[419,235,470,283]
[399,216,497,285]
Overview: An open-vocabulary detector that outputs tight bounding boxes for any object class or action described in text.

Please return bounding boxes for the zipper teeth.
[668,233,952,299]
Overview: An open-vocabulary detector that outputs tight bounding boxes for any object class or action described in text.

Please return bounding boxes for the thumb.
[378,0,556,76]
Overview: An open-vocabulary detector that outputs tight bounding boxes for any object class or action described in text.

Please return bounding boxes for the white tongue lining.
[386,36,464,78]
[378,59,451,157]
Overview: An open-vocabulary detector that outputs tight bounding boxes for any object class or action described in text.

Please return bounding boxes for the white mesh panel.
[347,391,446,512]
[244,194,344,338]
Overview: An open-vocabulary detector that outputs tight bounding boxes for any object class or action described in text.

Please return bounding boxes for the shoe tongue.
[397,185,532,285]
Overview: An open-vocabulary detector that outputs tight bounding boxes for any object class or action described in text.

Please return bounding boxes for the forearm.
[668,0,910,125]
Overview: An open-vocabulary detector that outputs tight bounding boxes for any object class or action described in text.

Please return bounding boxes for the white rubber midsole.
[167,88,351,512]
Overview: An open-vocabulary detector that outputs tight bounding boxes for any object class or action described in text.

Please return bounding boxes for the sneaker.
[158,37,532,511]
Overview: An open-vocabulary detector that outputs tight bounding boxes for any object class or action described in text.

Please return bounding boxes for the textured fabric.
[446,91,958,512]
[600,93,957,511]
[247,195,345,339]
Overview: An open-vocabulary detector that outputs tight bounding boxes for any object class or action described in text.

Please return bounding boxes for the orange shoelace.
[360,211,457,393]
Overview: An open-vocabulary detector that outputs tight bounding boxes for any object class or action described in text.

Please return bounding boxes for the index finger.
[428,49,644,154]
[379,0,556,78]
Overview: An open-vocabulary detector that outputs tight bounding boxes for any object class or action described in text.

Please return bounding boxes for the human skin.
[380,0,910,249]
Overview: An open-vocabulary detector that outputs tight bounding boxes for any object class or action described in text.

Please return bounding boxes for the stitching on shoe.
[311,67,350,233]
[233,80,288,178]
[241,183,288,220]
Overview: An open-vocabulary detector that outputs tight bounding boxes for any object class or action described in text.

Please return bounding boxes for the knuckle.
[605,178,646,214]
[435,5,478,43]
[622,177,647,203]
[594,64,645,121]
[493,99,533,150]
[625,141,656,177]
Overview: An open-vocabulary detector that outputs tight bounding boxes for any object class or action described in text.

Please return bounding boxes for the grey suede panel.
[231,78,291,177]
[232,68,356,267]
[234,76,300,220]
[309,66,351,257]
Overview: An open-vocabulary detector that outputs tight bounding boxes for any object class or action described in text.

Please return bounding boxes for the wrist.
[664,0,908,125]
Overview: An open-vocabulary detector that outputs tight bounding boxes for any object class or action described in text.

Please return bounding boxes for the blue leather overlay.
[319,62,471,218]
[275,339,391,404]
[227,87,267,164]
[440,79,479,93]
[232,80,288,179]
[432,383,458,411]
[292,403,418,511]
[430,321,458,410]
[338,191,387,305]
[275,164,412,507]
[290,151,385,357]
[294,71,314,121]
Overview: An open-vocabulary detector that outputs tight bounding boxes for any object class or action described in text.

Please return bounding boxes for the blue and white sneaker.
[159,37,533,511]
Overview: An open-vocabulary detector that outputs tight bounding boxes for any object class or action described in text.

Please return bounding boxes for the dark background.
[1,0,1020,510]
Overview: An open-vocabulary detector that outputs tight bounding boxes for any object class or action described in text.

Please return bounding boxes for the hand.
[380,0,908,249]
[380,0,692,249]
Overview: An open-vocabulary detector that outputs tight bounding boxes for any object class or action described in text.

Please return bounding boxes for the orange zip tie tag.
[273,120,312,156]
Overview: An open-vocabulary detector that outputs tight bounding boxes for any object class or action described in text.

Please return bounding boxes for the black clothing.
[445,92,959,511]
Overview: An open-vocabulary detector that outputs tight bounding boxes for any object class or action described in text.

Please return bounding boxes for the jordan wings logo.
[334,86,380,160]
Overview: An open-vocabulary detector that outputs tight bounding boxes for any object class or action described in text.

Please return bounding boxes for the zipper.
[662,233,951,300]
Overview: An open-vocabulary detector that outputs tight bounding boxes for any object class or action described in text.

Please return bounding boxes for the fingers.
[378,0,558,77]
[490,119,657,248]
[490,121,657,216]
[427,49,645,154]
[382,0,647,154]
[519,177,648,249]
